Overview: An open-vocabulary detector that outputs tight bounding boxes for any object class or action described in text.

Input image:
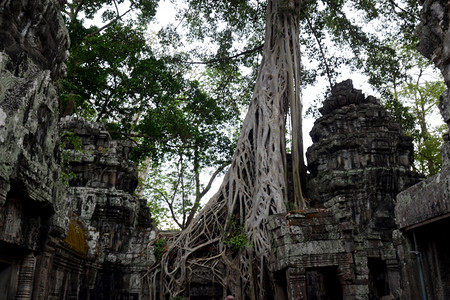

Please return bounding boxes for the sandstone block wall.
[43,117,157,300]
[394,1,450,299]
[0,1,71,298]
[270,80,419,300]
[0,1,157,299]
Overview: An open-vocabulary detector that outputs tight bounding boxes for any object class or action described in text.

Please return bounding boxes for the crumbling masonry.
[0,1,156,299]
[269,80,420,300]
[393,0,450,299]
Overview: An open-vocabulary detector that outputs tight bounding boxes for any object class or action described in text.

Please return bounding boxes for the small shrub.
[153,238,167,262]
[223,219,251,250]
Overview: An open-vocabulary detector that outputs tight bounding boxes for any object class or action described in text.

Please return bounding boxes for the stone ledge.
[395,171,450,229]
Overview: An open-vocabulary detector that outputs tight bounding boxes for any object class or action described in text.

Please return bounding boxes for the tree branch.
[149,183,183,229]
[74,0,85,22]
[184,160,231,227]
[113,0,120,16]
[305,15,333,88]
[85,8,133,38]
[199,161,230,199]
[388,0,420,22]
[186,44,264,65]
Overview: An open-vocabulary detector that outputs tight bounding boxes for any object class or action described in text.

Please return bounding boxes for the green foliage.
[380,43,446,176]
[157,0,264,110]
[396,79,446,176]
[414,128,444,176]
[62,21,185,131]
[383,96,416,133]
[138,78,236,229]
[59,170,76,187]
[223,219,251,250]
[144,133,232,229]
[63,0,158,24]
[60,1,241,230]
[60,131,83,152]
[60,0,441,228]
[144,162,185,228]
[59,131,84,186]
[161,0,423,118]
[145,190,171,228]
[285,201,297,213]
[316,0,418,93]
[153,238,167,262]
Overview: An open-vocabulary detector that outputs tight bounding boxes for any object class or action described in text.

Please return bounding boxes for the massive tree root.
[159,1,305,299]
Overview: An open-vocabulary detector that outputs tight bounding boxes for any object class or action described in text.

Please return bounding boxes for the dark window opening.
[368,258,389,300]
[306,267,343,300]
[0,261,12,298]
[273,270,289,300]
[187,283,223,300]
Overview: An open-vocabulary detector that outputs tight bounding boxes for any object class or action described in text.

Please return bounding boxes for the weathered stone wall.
[0,1,157,299]
[307,80,420,237]
[0,0,71,298]
[270,80,419,300]
[0,0,70,228]
[58,117,156,300]
[397,0,450,230]
[394,1,450,299]
[307,80,418,207]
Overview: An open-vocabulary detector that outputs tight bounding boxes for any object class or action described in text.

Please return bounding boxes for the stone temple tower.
[269,79,420,300]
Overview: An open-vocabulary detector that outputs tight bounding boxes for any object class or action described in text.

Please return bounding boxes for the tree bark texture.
[159,0,304,298]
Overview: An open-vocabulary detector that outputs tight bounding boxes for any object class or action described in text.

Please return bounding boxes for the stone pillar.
[15,253,37,300]
[345,253,369,300]
[286,267,306,300]
[32,240,57,300]
[386,259,401,297]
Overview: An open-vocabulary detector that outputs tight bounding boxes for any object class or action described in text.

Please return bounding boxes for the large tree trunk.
[159,0,305,298]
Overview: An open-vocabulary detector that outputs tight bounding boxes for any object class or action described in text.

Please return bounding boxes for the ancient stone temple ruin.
[0,0,71,298]
[0,1,156,299]
[56,117,156,299]
[1,0,450,299]
[392,0,450,299]
[269,80,420,299]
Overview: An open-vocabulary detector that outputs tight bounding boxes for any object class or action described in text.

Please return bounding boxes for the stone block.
[396,171,450,229]
[343,284,369,298]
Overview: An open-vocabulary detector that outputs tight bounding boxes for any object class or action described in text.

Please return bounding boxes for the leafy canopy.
[60,0,241,228]
[60,0,445,228]
[158,0,420,95]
